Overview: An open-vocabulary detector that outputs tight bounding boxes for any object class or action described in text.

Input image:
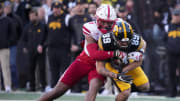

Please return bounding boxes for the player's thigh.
[53,81,70,95]
[88,67,105,85]
[136,82,150,91]
[89,78,104,92]
[112,78,131,92]
[60,59,93,87]
[105,63,131,92]
[127,66,149,87]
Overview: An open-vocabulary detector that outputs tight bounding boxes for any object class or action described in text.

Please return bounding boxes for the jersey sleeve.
[128,34,145,53]
[82,21,97,36]
[82,23,91,35]
[137,37,146,53]
[83,22,115,61]
[98,33,116,51]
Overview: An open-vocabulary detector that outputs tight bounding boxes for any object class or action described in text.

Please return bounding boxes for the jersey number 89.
[102,33,111,44]
[131,35,140,46]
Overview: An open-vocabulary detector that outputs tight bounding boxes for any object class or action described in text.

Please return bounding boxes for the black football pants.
[27,50,46,90]
[167,53,180,95]
[48,48,71,88]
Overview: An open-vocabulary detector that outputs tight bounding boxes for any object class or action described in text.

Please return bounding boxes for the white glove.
[114,50,127,59]
[128,52,142,61]
[114,50,128,64]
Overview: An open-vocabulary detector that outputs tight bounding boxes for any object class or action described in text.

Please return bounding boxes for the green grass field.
[0,92,180,101]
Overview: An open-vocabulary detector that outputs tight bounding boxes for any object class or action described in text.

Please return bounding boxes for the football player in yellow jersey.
[96,20,150,101]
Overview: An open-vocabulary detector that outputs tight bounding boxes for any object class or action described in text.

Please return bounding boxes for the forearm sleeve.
[86,43,114,60]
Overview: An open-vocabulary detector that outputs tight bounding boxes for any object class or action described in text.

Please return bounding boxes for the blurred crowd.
[0,0,180,97]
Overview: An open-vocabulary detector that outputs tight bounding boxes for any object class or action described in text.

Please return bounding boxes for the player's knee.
[120,89,131,98]
[116,89,131,101]
[89,78,103,91]
[53,81,70,97]
[138,83,150,92]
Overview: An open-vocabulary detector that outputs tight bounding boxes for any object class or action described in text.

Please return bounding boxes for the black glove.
[117,72,133,84]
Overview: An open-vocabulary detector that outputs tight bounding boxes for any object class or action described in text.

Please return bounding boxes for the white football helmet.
[96,4,117,34]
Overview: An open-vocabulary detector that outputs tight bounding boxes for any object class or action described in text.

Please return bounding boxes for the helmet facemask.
[97,18,116,33]
[95,4,117,34]
[117,38,130,48]
[112,20,133,49]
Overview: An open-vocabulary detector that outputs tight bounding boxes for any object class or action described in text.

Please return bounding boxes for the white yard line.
[0,100,74,101]
[0,100,34,101]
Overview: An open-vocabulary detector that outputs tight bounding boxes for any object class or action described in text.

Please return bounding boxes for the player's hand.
[71,44,79,52]
[37,45,43,54]
[114,50,127,59]
[117,72,133,84]
[128,52,142,61]
[23,48,28,53]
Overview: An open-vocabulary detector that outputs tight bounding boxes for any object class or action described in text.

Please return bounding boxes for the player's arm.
[96,60,133,83]
[83,25,123,60]
[122,57,143,73]
[85,34,115,60]
[122,37,145,73]
[96,34,132,83]
[137,37,147,53]
[127,36,146,62]
[96,60,117,78]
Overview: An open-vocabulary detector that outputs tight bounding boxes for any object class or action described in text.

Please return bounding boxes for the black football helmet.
[112,20,134,49]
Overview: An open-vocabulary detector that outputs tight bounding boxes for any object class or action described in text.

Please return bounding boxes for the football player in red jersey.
[38,4,127,101]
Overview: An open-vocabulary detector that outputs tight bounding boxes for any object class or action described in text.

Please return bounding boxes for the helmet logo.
[119,27,122,31]
[113,25,119,37]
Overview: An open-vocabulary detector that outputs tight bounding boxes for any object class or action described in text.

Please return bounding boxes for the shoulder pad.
[82,21,102,41]
[82,21,98,35]
[82,22,93,35]
[128,34,141,52]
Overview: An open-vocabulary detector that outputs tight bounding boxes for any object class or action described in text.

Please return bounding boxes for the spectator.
[93,0,102,6]
[16,0,41,25]
[20,8,47,91]
[88,2,97,20]
[166,7,180,97]
[68,1,92,92]
[69,1,92,59]
[41,0,52,24]
[47,1,72,88]
[38,7,46,24]
[0,3,16,92]
[13,0,21,13]
[67,0,76,12]
[117,5,139,33]
[152,0,171,30]
[3,0,23,90]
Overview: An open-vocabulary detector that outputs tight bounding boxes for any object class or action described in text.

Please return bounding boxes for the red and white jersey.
[77,18,122,64]
[82,21,103,41]
[82,18,122,41]
[82,21,103,56]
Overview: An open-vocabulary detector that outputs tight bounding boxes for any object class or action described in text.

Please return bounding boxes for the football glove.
[117,72,133,84]
[114,50,127,59]
[128,52,142,61]
[114,50,128,64]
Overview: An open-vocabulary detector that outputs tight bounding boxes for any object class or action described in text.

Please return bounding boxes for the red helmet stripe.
[107,5,110,19]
